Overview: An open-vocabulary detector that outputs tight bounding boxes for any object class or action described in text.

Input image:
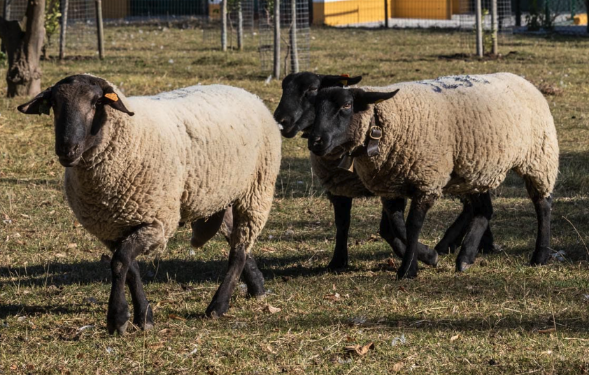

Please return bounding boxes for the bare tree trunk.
[289,0,298,73]
[95,0,105,59]
[59,0,68,59]
[0,0,46,97]
[475,0,483,57]
[221,0,227,51]
[491,0,498,55]
[237,1,243,51]
[273,0,280,79]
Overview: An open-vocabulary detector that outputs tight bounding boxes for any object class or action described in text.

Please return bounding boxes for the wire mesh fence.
[515,0,587,34]
[259,0,311,76]
[1,0,100,58]
[205,0,256,51]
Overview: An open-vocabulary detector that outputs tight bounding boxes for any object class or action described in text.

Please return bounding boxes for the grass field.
[1,26,589,374]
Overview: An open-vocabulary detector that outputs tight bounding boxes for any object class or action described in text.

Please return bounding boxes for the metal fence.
[259,0,311,75]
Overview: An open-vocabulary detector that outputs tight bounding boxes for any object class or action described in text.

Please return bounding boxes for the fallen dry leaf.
[148,342,164,350]
[392,362,403,372]
[324,293,341,301]
[264,304,281,314]
[260,247,276,253]
[450,334,460,342]
[168,314,186,321]
[67,243,77,249]
[344,342,374,356]
[538,328,556,334]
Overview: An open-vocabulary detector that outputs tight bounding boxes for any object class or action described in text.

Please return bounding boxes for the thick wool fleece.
[342,73,558,200]
[64,82,282,253]
[309,154,372,197]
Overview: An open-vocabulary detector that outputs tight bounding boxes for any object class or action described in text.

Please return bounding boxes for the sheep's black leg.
[479,226,500,254]
[206,243,248,318]
[382,198,438,266]
[108,246,134,335]
[106,224,163,335]
[326,193,352,270]
[127,260,153,330]
[190,209,229,248]
[435,200,473,254]
[456,192,493,272]
[397,196,435,280]
[530,195,552,265]
[241,254,265,298]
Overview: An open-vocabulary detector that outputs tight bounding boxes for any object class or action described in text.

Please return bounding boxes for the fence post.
[475,0,483,57]
[221,0,227,51]
[384,0,389,28]
[59,0,69,60]
[491,0,498,55]
[587,0,589,34]
[515,0,521,27]
[290,0,299,73]
[237,1,243,50]
[95,0,105,59]
[273,0,280,79]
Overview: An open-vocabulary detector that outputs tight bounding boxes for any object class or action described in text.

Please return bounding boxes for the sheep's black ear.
[352,88,399,110]
[17,88,53,115]
[320,74,362,88]
[100,91,134,116]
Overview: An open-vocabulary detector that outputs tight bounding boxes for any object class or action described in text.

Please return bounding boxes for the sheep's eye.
[307,87,318,94]
[342,103,352,110]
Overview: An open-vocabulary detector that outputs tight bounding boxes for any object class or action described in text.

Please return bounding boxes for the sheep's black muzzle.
[308,135,330,156]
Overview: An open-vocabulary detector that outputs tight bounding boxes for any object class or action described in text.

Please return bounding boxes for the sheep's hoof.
[397,264,418,280]
[456,261,473,272]
[480,243,502,254]
[133,306,154,331]
[205,300,229,319]
[422,251,438,267]
[326,260,349,272]
[107,319,129,336]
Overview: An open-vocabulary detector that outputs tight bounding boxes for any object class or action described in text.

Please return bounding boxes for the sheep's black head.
[308,87,399,157]
[17,75,134,167]
[274,72,362,138]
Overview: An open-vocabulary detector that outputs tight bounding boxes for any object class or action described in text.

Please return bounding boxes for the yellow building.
[313,0,462,26]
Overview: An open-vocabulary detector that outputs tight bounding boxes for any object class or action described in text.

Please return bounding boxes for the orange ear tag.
[340,74,350,78]
[104,93,119,102]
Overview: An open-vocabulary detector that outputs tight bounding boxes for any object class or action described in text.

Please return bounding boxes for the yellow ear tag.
[375,99,384,104]
[340,80,348,86]
[104,93,119,102]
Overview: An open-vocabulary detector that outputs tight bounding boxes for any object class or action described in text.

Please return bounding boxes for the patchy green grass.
[1,26,589,374]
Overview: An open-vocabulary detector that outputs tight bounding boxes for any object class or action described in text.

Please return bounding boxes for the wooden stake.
[95,0,105,59]
[59,0,69,60]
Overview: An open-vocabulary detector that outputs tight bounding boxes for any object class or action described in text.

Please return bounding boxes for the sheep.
[274,72,496,270]
[307,73,558,279]
[17,74,282,334]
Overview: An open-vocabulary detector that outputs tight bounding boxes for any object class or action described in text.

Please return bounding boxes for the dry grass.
[1,26,589,374]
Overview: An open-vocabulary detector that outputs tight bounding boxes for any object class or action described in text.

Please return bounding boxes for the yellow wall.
[313,0,453,26]
[393,0,451,19]
[102,0,129,19]
[313,0,393,26]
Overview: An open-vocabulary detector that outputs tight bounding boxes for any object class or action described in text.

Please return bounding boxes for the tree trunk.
[0,0,46,97]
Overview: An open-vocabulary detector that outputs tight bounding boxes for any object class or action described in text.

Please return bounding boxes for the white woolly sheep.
[274,72,495,270]
[18,74,282,334]
[307,73,559,279]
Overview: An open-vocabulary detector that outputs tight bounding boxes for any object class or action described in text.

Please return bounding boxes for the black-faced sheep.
[18,74,282,334]
[307,73,558,279]
[274,72,495,270]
